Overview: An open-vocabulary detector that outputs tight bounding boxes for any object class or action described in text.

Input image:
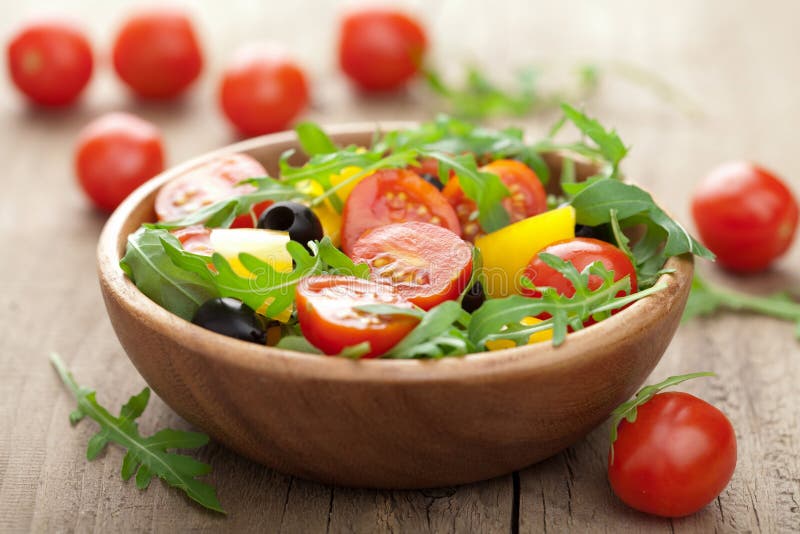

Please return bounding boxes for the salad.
[120,104,713,358]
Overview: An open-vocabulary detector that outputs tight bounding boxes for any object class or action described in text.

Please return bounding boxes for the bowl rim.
[97,122,693,384]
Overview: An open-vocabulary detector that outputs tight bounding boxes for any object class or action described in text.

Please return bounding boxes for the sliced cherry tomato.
[609,392,737,517]
[7,20,93,107]
[691,161,798,273]
[340,168,460,255]
[155,153,270,227]
[350,222,473,310]
[443,159,547,241]
[296,275,419,358]
[75,112,165,213]
[219,45,309,136]
[173,226,212,256]
[112,9,203,99]
[338,8,427,92]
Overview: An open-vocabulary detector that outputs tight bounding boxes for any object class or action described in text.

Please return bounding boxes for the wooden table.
[1,1,798,532]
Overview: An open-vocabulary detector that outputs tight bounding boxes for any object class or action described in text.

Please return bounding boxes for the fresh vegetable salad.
[120,104,713,358]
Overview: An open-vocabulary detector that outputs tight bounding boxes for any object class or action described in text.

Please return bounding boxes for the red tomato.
[609,392,737,517]
[350,222,473,310]
[7,20,93,107]
[443,159,547,241]
[338,8,427,91]
[173,226,212,256]
[112,9,203,99]
[75,113,165,213]
[155,153,270,227]
[522,238,637,299]
[296,275,420,358]
[340,168,461,255]
[219,45,309,136]
[691,161,798,272]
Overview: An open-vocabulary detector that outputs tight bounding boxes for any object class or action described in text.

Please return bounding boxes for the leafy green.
[468,254,667,347]
[608,372,714,464]
[295,122,338,155]
[120,229,218,320]
[683,274,800,339]
[50,353,224,513]
[559,103,628,178]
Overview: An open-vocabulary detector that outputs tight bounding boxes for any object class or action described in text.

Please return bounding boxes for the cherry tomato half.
[173,226,212,256]
[609,392,737,517]
[219,45,310,136]
[112,9,203,99]
[443,159,547,241]
[691,161,798,273]
[75,112,165,213]
[296,275,420,358]
[350,222,473,310]
[341,168,461,255]
[338,8,427,92]
[155,153,271,227]
[7,20,93,107]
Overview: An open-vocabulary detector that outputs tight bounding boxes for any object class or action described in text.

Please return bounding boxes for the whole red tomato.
[75,112,165,212]
[219,45,309,136]
[692,161,798,272]
[112,9,203,99]
[609,392,737,517]
[7,20,93,107]
[338,8,427,91]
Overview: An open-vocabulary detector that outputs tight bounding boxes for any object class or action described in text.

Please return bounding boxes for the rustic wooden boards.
[1,0,798,532]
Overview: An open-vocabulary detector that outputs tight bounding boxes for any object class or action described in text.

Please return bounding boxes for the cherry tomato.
[173,226,212,256]
[155,153,270,227]
[338,8,427,92]
[296,275,419,358]
[75,112,165,213]
[691,161,798,273]
[7,20,93,107]
[609,392,737,517]
[443,159,547,241]
[522,237,637,299]
[340,168,461,255]
[219,45,309,136]
[350,222,473,310]
[112,9,203,99]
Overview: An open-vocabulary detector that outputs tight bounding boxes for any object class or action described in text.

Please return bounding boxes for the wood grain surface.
[1,0,798,532]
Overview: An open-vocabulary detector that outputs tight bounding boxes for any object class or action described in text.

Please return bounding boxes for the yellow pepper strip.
[485,317,553,351]
[475,206,576,298]
[294,179,343,247]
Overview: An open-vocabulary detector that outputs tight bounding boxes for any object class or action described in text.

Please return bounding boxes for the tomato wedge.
[340,168,460,254]
[350,222,472,310]
[155,153,271,228]
[295,275,420,358]
[172,225,212,255]
[443,159,547,241]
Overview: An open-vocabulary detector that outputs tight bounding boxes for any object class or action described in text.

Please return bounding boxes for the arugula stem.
[703,284,800,321]
[50,352,82,399]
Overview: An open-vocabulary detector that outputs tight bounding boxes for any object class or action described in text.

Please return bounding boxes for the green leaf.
[295,122,338,155]
[560,103,628,178]
[120,229,219,320]
[608,372,715,463]
[275,336,323,354]
[50,353,225,514]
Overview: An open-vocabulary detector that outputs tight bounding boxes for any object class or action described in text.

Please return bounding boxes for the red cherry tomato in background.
[691,161,798,273]
[296,275,419,358]
[350,222,473,310]
[338,8,427,92]
[340,168,461,255]
[155,153,270,227]
[219,45,310,136]
[443,159,547,241]
[112,9,203,99]
[609,392,737,517]
[75,112,165,213]
[7,20,93,107]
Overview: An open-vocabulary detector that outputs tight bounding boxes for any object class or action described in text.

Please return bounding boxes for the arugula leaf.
[468,255,667,347]
[295,122,338,155]
[50,353,224,513]
[560,103,628,177]
[683,274,800,338]
[608,372,714,463]
[120,229,218,320]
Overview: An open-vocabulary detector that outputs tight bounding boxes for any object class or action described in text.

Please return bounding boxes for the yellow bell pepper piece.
[294,180,343,247]
[485,317,553,351]
[476,206,576,298]
[330,166,369,202]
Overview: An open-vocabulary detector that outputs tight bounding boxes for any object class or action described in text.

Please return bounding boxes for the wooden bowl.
[97,123,693,489]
